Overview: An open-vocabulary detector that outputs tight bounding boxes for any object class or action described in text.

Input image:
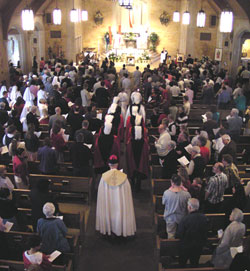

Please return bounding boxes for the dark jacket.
[25,134,39,152]
[26,112,39,131]
[218,141,237,163]
[37,146,57,174]
[162,149,178,179]
[175,210,208,248]
[75,128,94,144]
[70,142,93,168]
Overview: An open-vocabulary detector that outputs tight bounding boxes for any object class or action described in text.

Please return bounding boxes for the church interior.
[0,0,250,271]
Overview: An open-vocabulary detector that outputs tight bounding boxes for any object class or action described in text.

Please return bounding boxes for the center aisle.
[78,143,157,271]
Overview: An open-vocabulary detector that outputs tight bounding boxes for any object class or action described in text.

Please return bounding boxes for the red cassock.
[117,115,124,142]
[126,132,149,179]
[94,133,120,169]
[125,116,146,143]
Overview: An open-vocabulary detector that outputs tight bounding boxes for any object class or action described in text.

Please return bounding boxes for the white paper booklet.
[63,134,69,142]
[97,113,102,120]
[62,114,68,119]
[1,145,9,155]
[201,114,207,123]
[178,156,190,166]
[213,128,220,135]
[4,221,14,232]
[84,144,92,149]
[68,102,74,107]
[148,96,152,102]
[48,250,62,262]
[184,144,193,154]
[55,216,63,220]
[230,246,243,258]
[92,131,96,135]
[34,131,42,138]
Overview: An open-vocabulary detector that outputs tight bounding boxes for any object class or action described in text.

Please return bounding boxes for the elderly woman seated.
[211,208,246,269]
[37,202,70,255]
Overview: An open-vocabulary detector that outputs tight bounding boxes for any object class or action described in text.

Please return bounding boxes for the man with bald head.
[49,107,66,130]
[176,198,208,267]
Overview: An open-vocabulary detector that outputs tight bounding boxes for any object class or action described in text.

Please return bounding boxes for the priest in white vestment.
[96,155,136,237]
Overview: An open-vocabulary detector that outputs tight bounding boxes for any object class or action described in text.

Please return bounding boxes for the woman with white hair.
[126,125,149,192]
[212,208,245,268]
[94,121,120,174]
[37,202,70,254]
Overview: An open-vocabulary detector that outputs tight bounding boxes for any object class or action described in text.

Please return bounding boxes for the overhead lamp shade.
[220,10,233,33]
[197,9,206,27]
[182,11,190,25]
[173,11,180,22]
[70,8,78,22]
[81,10,88,21]
[119,0,125,6]
[22,8,34,31]
[124,0,132,8]
[53,8,62,25]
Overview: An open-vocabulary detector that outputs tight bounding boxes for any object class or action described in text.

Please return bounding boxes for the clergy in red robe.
[126,125,149,192]
[94,122,120,174]
[107,103,124,142]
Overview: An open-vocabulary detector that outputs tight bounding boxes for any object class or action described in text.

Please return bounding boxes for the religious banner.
[215,48,222,61]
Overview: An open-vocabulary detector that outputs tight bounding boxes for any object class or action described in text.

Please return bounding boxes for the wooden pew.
[157,236,220,270]
[155,213,250,237]
[152,178,250,196]
[16,207,85,245]
[7,173,93,204]
[0,259,73,271]
[1,231,79,270]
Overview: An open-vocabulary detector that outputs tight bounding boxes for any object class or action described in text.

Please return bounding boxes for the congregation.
[1,53,250,271]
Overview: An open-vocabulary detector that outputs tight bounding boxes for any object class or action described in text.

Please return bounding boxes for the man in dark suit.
[26,106,39,131]
[0,102,9,126]
[218,134,237,163]
[95,81,110,108]
[0,91,10,111]
[75,120,94,144]
[176,198,207,267]
[202,111,218,140]
[162,141,178,179]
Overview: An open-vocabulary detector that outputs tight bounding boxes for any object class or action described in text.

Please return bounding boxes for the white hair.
[43,202,55,217]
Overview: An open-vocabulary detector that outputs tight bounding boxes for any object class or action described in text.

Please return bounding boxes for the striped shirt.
[206,172,228,204]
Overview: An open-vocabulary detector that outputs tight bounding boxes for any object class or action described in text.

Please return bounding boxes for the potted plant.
[149,32,159,52]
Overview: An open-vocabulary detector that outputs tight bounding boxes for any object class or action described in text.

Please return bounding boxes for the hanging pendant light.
[70,0,78,22]
[182,11,190,25]
[125,0,133,9]
[81,0,88,21]
[220,10,233,33]
[173,11,180,22]
[22,7,34,31]
[70,8,78,22]
[53,0,61,25]
[119,0,125,6]
[53,8,62,25]
[173,0,180,22]
[197,9,206,27]
[82,10,88,21]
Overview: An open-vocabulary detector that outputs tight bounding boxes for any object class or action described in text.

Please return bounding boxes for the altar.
[106,31,150,66]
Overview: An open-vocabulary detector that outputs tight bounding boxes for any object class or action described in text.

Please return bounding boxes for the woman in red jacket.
[13,148,29,189]
[50,122,66,162]
[23,236,51,270]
